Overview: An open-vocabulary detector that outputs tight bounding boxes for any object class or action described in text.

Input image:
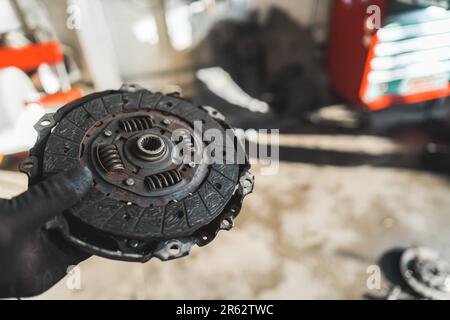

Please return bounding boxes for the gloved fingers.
[1,166,92,232]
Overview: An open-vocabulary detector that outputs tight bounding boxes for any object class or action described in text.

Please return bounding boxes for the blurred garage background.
[1,0,450,299]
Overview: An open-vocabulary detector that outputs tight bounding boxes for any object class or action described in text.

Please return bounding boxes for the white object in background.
[0,67,45,155]
[196,67,270,114]
[0,0,21,33]
[71,0,122,90]
[37,63,61,94]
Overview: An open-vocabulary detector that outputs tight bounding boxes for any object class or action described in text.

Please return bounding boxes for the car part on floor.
[400,246,450,300]
[196,67,270,114]
[21,84,254,262]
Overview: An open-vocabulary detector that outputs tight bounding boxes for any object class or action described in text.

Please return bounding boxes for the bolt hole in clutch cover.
[21,84,254,262]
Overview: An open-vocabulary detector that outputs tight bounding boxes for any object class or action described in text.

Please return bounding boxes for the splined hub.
[136,134,166,160]
[21,84,254,262]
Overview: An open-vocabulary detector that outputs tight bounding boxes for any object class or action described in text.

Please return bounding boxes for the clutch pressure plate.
[21,84,253,262]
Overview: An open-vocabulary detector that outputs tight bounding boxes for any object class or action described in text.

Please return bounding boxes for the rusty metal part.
[97,144,125,173]
[136,134,166,161]
[21,84,253,262]
[146,169,182,190]
[120,116,153,133]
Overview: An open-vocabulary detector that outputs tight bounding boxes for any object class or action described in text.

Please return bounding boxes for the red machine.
[0,40,81,107]
[329,0,450,111]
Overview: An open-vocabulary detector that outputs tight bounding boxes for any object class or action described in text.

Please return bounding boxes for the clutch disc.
[21,84,254,262]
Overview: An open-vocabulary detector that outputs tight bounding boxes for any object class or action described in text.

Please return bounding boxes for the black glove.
[0,166,92,298]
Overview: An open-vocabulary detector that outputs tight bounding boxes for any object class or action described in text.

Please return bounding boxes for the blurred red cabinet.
[329,0,450,111]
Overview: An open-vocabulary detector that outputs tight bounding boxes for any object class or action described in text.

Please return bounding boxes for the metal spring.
[120,116,153,133]
[97,144,125,173]
[145,170,182,190]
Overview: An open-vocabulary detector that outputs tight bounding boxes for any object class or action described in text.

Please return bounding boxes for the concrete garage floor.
[1,135,450,300]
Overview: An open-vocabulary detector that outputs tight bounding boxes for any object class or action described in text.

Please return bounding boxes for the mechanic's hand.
[0,166,92,298]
